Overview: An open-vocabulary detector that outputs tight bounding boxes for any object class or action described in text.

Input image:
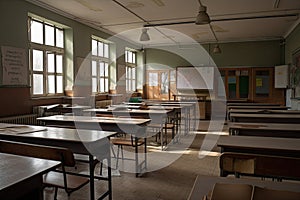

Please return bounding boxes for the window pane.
[128,51,132,63]
[56,55,63,73]
[92,78,97,93]
[45,24,54,46]
[56,75,63,93]
[33,50,43,71]
[47,53,55,73]
[105,78,109,92]
[92,61,97,76]
[33,74,43,94]
[99,62,104,76]
[98,42,103,57]
[104,43,109,58]
[128,79,132,91]
[132,80,136,91]
[132,67,136,79]
[104,63,109,76]
[56,29,64,48]
[128,67,132,79]
[48,75,55,94]
[100,78,105,92]
[92,40,97,56]
[31,20,43,44]
[132,52,136,64]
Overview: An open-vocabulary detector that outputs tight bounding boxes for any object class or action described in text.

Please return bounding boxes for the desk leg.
[89,155,95,200]
[107,150,112,200]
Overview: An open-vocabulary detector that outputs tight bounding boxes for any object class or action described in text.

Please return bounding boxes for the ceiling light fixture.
[213,44,221,54]
[195,0,210,25]
[140,28,150,41]
[209,24,221,54]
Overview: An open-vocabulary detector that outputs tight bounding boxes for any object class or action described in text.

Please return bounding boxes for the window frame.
[28,17,65,97]
[91,38,110,94]
[125,49,137,92]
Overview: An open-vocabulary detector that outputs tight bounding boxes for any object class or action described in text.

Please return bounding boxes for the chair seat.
[148,123,174,129]
[111,137,145,146]
[43,171,90,190]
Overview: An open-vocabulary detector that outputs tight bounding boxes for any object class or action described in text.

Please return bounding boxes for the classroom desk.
[83,108,179,148]
[0,124,115,200]
[0,153,60,200]
[227,105,288,110]
[188,175,300,200]
[37,115,151,177]
[226,103,282,106]
[217,135,300,158]
[229,113,300,123]
[229,122,300,138]
[227,109,300,120]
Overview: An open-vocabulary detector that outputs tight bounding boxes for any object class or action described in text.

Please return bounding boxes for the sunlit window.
[91,38,110,93]
[125,49,136,92]
[29,17,64,96]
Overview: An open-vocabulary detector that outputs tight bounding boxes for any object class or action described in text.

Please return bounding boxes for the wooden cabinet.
[218,67,285,105]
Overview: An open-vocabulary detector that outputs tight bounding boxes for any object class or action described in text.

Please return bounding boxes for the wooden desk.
[229,122,300,138]
[0,124,115,200]
[228,109,300,120]
[37,115,151,177]
[227,105,288,110]
[217,135,300,158]
[227,103,282,106]
[188,175,300,200]
[0,153,60,200]
[173,94,207,119]
[229,113,300,123]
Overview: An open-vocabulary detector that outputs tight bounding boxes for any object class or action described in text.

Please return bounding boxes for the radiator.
[0,114,42,126]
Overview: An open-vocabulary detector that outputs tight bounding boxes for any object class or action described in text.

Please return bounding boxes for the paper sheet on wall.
[1,46,27,85]
[256,78,263,87]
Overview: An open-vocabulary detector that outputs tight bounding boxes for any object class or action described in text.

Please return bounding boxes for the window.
[28,17,64,96]
[125,50,136,92]
[91,38,110,93]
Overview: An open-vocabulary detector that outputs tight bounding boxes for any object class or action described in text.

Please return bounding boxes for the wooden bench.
[0,140,89,200]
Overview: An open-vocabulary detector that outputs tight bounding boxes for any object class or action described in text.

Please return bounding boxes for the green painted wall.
[285,23,300,64]
[145,40,283,68]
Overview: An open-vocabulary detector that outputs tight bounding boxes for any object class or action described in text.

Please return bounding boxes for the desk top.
[84,108,172,115]
[229,122,300,131]
[0,152,60,191]
[0,123,116,143]
[227,103,281,106]
[227,106,288,110]
[38,115,151,125]
[230,113,300,119]
[217,135,300,152]
[188,175,300,200]
[228,109,300,114]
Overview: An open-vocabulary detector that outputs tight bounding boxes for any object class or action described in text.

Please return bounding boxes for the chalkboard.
[176,67,214,90]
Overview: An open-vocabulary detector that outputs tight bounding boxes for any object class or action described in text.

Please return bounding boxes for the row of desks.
[0,124,117,200]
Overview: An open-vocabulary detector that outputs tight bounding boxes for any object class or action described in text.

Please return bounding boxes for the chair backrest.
[0,140,75,166]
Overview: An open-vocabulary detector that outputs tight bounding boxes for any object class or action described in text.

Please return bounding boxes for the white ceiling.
[27,0,300,46]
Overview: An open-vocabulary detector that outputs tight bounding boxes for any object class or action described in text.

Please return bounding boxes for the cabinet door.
[253,68,273,98]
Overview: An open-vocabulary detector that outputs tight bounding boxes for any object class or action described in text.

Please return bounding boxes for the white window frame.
[28,17,65,97]
[91,38,110,94]
[125,49,137,92]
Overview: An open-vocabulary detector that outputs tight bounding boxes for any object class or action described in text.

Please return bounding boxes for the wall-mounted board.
[176,66,214,90]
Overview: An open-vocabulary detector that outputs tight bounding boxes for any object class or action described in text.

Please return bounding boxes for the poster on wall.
[1,46,27,86]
